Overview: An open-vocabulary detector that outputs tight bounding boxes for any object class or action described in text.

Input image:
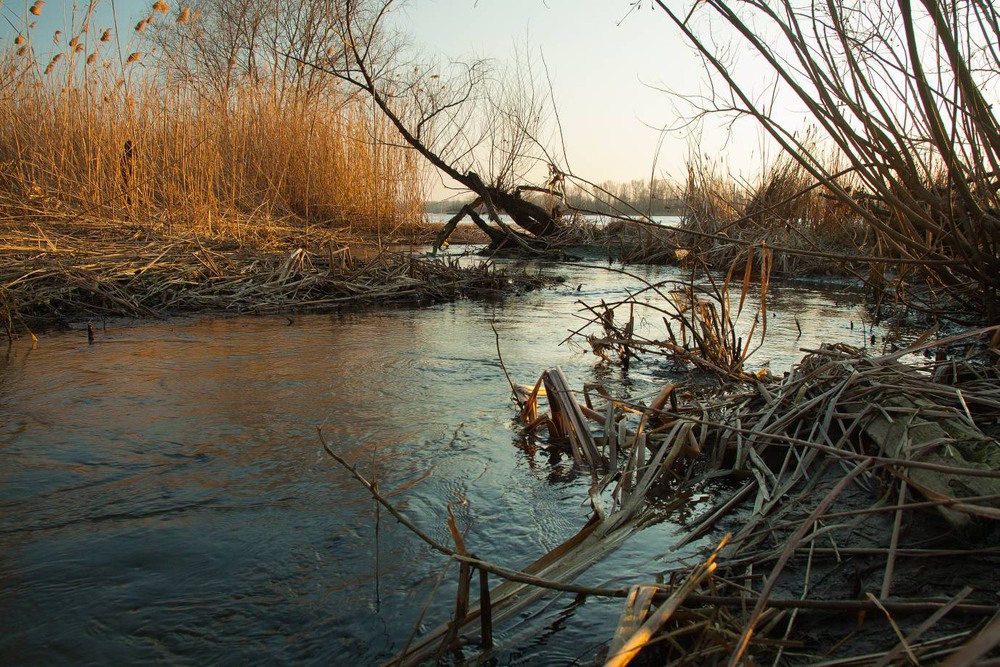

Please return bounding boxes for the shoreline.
[0,216,531,337]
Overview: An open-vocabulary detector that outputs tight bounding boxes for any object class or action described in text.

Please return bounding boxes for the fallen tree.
[296,0,567,253]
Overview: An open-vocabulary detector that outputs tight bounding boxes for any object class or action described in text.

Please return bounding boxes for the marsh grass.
[680,149,867,275]
[0,2,423,248]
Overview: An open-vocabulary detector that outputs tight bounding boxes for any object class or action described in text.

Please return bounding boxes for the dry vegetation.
[2,2,997,664]
[0,1,424,231]
[523,329,1000,666]
[327,327,1000,666]
[679,149,868,276]
[0,215,547,338]
[316,1,1000,661]
[660,0,1000,323]
[0,1,461,333]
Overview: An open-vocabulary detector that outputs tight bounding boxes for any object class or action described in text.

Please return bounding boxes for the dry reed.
[354,327,1000,665]
[0,1,423,243]
[658,0,1000,322]
[680,147,868,276]
[0,215,546,337]
[0,2,455,333]
[567,251,773,382]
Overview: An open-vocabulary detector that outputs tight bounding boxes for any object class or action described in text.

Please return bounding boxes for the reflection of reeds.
[0,4,422,243]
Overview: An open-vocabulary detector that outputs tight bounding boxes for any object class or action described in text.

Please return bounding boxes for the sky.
[1,0,780,198]
[395,0,762,196]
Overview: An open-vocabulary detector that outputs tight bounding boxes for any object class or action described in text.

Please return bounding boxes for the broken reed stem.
[441,500,472,656]
[390,559,455,667]
[871,588,973,667]
[478,564,493,650]
[605,536,728,667]
[491,319,521,409]
[866,593,921,666]
[881,478,907,600]
[372,448,382,608]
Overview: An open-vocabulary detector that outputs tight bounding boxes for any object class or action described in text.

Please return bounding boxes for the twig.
[491,318,520,408]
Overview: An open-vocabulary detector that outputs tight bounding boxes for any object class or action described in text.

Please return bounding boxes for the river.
[0,252,879,665]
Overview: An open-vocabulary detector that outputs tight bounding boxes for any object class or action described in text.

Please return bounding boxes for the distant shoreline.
[424,199,687,217]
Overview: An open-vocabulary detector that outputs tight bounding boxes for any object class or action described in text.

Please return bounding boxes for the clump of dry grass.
[679,147,868,275]
[0,1,423,248]
[572,246,773,382]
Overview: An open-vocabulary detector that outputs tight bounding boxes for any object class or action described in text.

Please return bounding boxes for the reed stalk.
[0,1,423,244]
[657,0,1000,322]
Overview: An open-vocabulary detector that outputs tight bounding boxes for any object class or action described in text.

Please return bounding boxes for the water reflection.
[0,259,877,664]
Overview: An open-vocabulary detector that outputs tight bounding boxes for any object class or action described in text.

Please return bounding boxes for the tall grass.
[657,0,1000,322]
[681,146,867,275]
[0,2,423,246]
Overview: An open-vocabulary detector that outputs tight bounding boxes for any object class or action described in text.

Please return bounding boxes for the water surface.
[0,256,878,665]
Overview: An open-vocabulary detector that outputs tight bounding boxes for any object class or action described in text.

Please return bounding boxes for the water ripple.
[0,262,870,665]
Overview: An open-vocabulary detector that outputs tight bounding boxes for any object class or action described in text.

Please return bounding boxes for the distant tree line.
[426,178,685,217]
[564,179,686,217]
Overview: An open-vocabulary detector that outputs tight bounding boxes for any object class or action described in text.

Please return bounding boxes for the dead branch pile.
[364,327,1000,666]
[0,217,547,336]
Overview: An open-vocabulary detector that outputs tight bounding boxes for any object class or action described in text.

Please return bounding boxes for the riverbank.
[0,215,546,337]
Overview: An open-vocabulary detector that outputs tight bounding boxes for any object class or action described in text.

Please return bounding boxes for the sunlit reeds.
[568,245,773,382]
[682,152,742,235]
[0,1,423,248]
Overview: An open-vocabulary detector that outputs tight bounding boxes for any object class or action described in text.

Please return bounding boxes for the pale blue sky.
[396,0,712,193]
[2,0,776,196]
